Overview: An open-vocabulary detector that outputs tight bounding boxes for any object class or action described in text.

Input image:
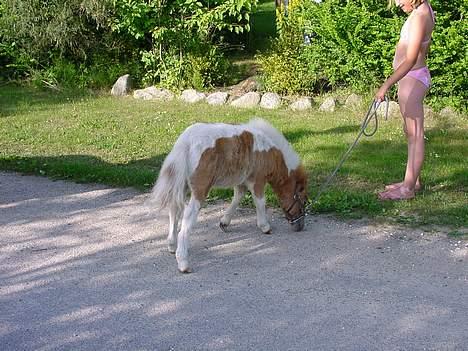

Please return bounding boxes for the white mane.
[246,118,300,172]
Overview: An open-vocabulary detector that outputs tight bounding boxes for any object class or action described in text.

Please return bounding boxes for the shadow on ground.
[0,172,467,350]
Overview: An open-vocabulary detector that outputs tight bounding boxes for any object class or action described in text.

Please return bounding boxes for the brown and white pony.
[148,118,308,273]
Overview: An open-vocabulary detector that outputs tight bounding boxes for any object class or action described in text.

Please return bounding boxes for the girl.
[376,0,435,200]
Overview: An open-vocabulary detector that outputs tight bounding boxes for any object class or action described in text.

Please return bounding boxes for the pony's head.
[276,165,308,232]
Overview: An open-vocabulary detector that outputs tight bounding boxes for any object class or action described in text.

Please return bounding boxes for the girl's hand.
[375,85,388,102]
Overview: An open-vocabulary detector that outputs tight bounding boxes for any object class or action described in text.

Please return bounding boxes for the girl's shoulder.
[411,6,434,29]
[415,3,435,23]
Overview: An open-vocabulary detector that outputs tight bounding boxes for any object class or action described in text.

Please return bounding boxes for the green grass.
[1,85,467,229]
[228,1,277,80]
[248,0,277,53]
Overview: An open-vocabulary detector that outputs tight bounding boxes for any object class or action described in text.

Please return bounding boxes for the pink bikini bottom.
[405,66,431,88]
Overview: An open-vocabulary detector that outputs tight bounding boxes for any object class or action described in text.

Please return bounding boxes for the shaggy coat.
[149,118,308,272]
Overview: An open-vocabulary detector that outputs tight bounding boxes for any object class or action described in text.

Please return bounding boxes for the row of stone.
[131,86,382,113]
[112,75,457,117]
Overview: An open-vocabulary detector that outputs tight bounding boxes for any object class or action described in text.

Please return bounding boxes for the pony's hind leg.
[220,185,247,231]
[167,204,181,253]
[176,196,201,273]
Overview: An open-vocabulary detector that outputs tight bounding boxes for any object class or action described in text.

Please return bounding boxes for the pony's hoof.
[219,222,228,232]
[178,261,191,273]
[168,244,176,254]
[260,224,272,234]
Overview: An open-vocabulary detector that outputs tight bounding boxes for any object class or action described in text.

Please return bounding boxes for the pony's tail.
[146,142,188,212]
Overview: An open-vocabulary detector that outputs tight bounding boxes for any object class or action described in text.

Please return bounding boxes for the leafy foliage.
[0,0,257,88]
[258,0,467,111]
[0,0,258,89]
[0,0,136,86]
[111,0,257,88]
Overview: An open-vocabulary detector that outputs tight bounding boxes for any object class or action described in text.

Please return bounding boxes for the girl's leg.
[380,76,427,200]
[402,114,425,191]
[384,116,422,192]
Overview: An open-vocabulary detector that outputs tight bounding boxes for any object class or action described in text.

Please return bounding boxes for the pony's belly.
[212,174,248,188]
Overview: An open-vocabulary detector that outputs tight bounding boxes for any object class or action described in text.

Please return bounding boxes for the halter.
[284,190,307,225]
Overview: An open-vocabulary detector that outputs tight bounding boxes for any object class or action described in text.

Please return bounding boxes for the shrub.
[0,0,139,88]
[0,0,258,90]
[258,0,467,111]
[110,0,257,89]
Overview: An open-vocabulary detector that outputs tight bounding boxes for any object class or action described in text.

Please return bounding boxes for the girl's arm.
[375,13,426,100]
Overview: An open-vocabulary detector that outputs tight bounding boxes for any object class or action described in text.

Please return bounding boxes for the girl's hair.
[387,0,424,8]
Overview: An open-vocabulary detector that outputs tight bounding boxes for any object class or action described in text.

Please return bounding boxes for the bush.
[0,0,139,88]
[0,0,256,90]
[258,0,467,111]
[112,0,257,89]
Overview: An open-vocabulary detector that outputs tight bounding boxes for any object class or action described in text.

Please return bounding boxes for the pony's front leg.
[176,196,201,273]
[247,183,271,234]
[220,185,247,231]
[167,204,181,253]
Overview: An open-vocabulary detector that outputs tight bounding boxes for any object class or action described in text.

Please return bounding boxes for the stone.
[423,105,435,118]
[344,93,363,109]
[111,74,132,96]
[228,76,262,97]
[260,92,282,109]
[230,92,261,108]
[377,100,400,117]
[180,89,206,103]
[133,87,174,101]
[289,97,312,111]
[206,92,229,105]
[319,97,336,112]
[133,89,153,100]
[439,107,457,117]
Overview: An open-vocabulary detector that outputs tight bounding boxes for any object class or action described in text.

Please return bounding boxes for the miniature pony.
[148,118,308,272]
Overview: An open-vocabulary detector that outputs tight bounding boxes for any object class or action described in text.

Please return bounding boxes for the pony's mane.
[246,118,300,172]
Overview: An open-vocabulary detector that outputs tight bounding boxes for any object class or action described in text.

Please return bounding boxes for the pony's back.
[147,119,300,211]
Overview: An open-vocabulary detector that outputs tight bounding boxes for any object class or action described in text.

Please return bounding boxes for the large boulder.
[377,100,400,117]
[180,89,206,103]
[111,74,132,96]
[290,97,313,111]
[228,76,262,98]
[439,107,457,117]
[230,92,261,108]
[206,92,229,106]
[319,97,336,112]
[344,93,363,109]
[260,92,282,109]
[133,87,174,101]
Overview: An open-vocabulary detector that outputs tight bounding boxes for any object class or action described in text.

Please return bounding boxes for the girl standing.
[376,0,435,200]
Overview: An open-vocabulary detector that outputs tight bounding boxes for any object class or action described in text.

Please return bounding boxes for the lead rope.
[303,97,389,214]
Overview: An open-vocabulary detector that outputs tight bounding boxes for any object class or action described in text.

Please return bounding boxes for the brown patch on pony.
[190,130,308,217]
[248,148,288,197]
[190,131,255,201]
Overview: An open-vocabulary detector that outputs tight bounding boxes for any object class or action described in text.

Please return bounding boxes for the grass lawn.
[248,0,277,53]
[0,85,467,229]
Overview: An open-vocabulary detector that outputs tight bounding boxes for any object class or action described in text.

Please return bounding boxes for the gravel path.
[0,171,467,351]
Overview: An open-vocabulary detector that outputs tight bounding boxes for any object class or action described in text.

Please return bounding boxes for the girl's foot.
[384,182,422,192]
[378,186,415,201]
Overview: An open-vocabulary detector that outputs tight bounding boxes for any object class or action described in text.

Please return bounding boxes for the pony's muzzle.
[291,216,305,232]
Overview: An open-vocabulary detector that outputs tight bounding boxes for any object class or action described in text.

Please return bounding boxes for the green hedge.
[257,0,467,111]
[0,0,258,90]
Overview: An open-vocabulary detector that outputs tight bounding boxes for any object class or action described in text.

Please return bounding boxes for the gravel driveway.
[1,171,467,351]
